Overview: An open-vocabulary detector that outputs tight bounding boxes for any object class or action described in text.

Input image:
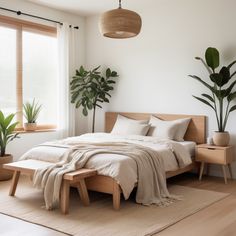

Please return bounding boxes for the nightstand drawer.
[196,147,226,164]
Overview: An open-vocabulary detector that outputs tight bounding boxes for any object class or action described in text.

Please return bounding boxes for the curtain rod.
[0,7,79,29]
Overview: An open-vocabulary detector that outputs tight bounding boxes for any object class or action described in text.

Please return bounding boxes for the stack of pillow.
[111,114,191,142]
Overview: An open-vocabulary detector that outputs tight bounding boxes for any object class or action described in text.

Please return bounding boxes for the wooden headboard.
[105,112,206,144]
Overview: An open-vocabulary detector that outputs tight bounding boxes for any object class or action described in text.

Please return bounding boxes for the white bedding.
[179,141,196,157]
[21,133,193,199]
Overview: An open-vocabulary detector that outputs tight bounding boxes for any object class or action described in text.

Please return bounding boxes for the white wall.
[0,0,87,159]
[85,0,236,177]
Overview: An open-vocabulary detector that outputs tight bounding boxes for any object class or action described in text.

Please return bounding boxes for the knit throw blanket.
[26,142,185,210]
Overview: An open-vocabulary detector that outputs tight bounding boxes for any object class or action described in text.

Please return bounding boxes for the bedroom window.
[0,15,58,131]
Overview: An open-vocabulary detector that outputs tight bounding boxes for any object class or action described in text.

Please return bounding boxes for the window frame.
[0,15,57,131]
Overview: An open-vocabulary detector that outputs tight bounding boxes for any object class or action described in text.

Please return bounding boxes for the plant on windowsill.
[70,66,118,133]
[189,47,236,146]
[0,111,19,181]
[23,99,42,131]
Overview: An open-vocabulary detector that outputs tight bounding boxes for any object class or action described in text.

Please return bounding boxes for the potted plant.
[23,99,42,131]
[0,111,19,181]
[189,47,236,146]
[70,66,118,132]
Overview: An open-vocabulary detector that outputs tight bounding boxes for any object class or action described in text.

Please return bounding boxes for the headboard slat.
[105,112,206,144]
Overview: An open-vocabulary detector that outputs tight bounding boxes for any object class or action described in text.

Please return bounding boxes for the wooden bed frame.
[85,112,206,210]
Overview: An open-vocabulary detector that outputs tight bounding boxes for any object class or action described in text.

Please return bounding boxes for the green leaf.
[225,80,236,96]
[96,104,102,108]
[111,71,118,77]
[79,66,85,74]
[205,47,220,70]
[193,96,215,110]
[189,75,214,93]
[227,60,236,69]
[219,66,230,86]
[92,66,101,73]
[82,107,88,116]
[104,98,109,103]
[87,101,93,110]
[107,80,116,84]
[227,91,236,102]
[230,71,236,79]
[229,105,236,113]
[202,94,214,102]
[75,100,82,108]
[106,68,111,78]
[210,73,223,87]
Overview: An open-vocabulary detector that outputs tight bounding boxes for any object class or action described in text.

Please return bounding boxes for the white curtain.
[57,23,78,138]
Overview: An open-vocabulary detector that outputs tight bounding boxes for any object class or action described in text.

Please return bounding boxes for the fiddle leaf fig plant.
[70,66,118,132]
[189,47,236,132]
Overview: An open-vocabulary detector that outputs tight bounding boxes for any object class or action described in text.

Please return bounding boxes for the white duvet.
[20,133,192,199]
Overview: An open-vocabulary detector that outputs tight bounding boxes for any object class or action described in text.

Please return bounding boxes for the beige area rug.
[0,177,229,236]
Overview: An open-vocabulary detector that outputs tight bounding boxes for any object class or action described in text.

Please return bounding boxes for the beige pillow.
[148,116,179,140]
[148,116,191,141]
[111,114,150,135]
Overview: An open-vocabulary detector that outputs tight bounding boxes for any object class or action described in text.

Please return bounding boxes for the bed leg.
[113,181,121,210]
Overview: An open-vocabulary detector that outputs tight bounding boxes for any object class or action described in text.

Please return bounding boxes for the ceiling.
[27,0,141,16]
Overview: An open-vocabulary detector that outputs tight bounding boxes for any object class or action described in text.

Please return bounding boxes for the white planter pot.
[213,131,230,146]
[24,123,37,131]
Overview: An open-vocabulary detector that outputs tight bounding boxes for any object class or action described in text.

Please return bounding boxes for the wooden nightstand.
[196,144,234,184]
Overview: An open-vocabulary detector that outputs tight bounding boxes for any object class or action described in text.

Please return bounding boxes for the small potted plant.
[23,99,42,131]
[0,111,19,181]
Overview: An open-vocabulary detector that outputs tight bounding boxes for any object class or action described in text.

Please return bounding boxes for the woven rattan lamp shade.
[99,6,142,39]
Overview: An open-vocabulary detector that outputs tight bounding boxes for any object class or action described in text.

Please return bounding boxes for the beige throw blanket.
[30,142,183,210]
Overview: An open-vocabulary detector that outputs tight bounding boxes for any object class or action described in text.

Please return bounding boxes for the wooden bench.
[3,160,97,214]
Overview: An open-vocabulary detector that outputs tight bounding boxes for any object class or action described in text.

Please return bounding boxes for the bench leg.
[113,182,121,210]
[9,171,20,196]
[60,180,70,214]
[77,179,90,206]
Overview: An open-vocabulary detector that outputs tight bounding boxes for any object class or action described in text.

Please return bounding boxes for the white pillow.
[111,114,150,135]
[148,116,191,141]
[148,116,179,139]
[174,118,191,141]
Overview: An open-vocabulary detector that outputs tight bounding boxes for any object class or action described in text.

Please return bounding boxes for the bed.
[83,112,206,209]
[14,112,206,210]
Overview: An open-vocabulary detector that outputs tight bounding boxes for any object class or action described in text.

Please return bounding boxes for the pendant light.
[99,0,142,39]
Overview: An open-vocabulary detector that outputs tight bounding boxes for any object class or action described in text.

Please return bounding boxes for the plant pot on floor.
[0,154,13,181]
[24,123,37,131]
[213,131,230,146]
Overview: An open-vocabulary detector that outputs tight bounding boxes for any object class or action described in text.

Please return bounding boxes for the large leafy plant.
[23,99,42,123]
[70,66,118,132]
[189,47,236,132]
[0,111,19,157]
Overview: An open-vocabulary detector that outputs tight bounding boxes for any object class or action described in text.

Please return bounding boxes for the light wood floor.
[1,173,236,236]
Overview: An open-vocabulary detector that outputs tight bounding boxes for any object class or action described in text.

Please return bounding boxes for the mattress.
[21,133,194,199]
[179,141,196,157]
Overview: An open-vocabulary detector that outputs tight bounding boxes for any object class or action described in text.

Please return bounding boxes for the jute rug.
[0,177,229,236]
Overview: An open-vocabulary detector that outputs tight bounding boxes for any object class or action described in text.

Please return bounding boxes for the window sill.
[15,129,57,134]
